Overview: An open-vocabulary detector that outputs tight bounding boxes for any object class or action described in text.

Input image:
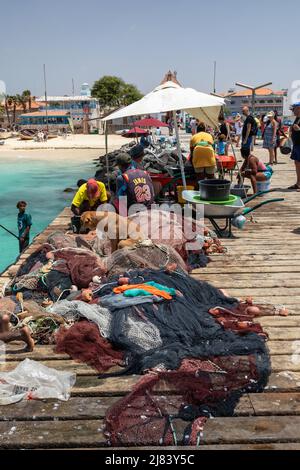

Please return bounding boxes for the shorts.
[19,238,29,253]
[263,165,273,181]
[194,165,216,175]
[241,136,252,149]
[291,145,300,162]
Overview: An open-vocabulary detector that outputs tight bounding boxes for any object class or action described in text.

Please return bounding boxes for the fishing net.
[50,299,112,338]
[55,321,124,373]
[106,241,188,279]
[105,355,262,446]
[52,247,107,288]
[47,231,78,249]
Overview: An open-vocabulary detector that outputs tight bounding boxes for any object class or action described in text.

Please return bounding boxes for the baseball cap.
[290,102,300,110]
[129,144,144,160]
[116,152,132,166]
[86,178,100,199]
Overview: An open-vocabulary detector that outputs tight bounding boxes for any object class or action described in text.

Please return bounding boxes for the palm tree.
[4,95,12,127]
[22,90,32,112]
[6,95,20,126]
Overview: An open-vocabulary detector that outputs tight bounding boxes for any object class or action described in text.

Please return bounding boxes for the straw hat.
[266,111,275,118]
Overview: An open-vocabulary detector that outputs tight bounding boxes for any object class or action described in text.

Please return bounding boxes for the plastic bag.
[0,358,76,405]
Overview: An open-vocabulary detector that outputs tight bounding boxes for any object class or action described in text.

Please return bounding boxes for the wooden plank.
[3,345,69,362]
[0,397,118,422]
[0,360,98,376]
[2,392,300,424]
[201,416,300,445]
[268,341,299,355]
[266,327,300,340]
[70,371,300,396]
[1,416,300,448]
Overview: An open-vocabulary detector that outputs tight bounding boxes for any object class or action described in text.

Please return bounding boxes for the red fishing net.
[55,321,124,372]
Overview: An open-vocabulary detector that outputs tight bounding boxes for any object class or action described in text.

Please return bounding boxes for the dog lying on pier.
[80,211,146,252]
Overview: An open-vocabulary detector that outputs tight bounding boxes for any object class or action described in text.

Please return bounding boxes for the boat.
[0,131,12,140]
[19,129,37,140]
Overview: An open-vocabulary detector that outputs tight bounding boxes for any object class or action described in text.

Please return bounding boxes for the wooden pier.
[0,156,300,450]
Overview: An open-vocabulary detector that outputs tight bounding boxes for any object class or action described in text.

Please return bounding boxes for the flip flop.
[287,184,300,190]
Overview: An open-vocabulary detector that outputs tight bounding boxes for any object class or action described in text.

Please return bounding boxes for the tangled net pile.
[55,268,271,446]
[1,224,274,447]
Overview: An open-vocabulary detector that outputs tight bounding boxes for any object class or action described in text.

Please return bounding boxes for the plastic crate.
[216,155,236,170]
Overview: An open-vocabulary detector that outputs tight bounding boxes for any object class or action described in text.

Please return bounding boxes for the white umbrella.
[102,81,225,187]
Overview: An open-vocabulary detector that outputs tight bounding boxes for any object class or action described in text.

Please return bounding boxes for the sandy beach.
[0,133,128,151]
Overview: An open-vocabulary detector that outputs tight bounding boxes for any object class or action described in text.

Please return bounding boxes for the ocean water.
[0,150,98,273]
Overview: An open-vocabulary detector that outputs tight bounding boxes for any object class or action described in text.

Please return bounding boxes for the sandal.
[287,184,300,190]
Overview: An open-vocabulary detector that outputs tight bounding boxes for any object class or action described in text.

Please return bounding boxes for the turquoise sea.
[0,150,99,273]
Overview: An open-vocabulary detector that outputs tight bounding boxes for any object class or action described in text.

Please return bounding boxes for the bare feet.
[19,327,35,351]
[0,325,34,351]
[0,314,10,333]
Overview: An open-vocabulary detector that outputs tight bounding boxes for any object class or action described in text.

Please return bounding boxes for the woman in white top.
[234,114,243,148]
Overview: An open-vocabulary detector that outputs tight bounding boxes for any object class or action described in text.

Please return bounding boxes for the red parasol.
[122,127,149,137]
[133,118,168,128]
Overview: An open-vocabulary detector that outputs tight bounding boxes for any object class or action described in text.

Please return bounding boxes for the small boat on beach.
[0,131,12,140]
[19,129,37,140]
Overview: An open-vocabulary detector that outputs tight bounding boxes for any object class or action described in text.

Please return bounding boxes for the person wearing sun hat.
[288,102,300,190]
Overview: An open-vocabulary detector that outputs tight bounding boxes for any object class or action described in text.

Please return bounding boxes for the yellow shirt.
[72,182,107,208]
[190,131,216,168]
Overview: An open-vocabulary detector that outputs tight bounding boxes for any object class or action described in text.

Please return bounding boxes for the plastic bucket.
[199,179,231,201]
[177,185,195,203]
[256,180,271,192]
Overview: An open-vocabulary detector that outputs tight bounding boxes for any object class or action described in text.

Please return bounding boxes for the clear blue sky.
[1,0,298,97]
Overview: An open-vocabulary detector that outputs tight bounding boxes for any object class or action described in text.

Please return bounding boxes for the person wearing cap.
[71,178,108,232]
[263,111,278,165]
[288,103,300,190]
[71,178,108,215]
[114,152,154,214]
[129,144,145,170]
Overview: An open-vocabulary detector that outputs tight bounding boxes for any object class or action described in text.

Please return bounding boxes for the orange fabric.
[113,284,172,300]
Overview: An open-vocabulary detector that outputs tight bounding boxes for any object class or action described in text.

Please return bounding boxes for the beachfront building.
[0,99,40,129]
[36,84,100,133]
[224,87,288,116]
[18,110,72,132]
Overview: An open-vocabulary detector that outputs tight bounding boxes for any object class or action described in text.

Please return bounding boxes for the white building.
[36,83,100,132]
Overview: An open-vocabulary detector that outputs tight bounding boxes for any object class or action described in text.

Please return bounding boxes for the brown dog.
[80,211,145,252]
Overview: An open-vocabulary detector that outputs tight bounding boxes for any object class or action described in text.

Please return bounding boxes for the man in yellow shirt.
[71,178,108,215]
[71,178,108,233]
[190,122,216,180]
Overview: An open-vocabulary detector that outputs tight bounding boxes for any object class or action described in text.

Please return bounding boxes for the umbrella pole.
[172,110,187,188]
[105,122,110,191]
[226,121,245,195]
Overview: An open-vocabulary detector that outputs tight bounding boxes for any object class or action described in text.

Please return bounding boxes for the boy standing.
[17,201,32,253]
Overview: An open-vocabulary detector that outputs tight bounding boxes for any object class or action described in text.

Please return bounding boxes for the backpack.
[251,118,258,136]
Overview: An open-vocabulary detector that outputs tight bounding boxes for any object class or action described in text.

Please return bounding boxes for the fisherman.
[17,201,32,253]
[71,178,108,232]
[114,153,155,215]
[129,144,145,170]
[190,122,216,180]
